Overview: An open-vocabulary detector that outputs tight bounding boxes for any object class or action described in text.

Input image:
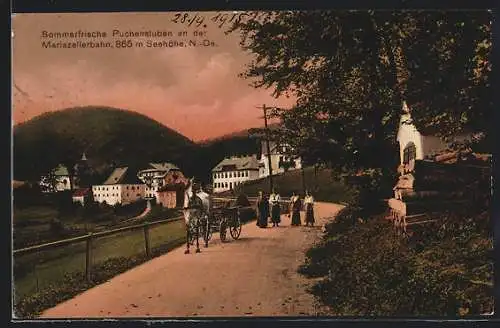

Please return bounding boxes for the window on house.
[403,142,417,165]
[229,182,233,189]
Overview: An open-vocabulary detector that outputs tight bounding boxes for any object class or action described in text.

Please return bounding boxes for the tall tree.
[230,10,492,175]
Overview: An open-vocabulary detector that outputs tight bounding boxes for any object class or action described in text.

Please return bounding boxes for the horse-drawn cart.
[205,206,242,243]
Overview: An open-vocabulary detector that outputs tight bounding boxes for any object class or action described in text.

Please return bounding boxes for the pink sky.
[12,12,295,141]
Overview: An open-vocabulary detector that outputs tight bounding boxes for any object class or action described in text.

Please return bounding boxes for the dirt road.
[40,202,344,318]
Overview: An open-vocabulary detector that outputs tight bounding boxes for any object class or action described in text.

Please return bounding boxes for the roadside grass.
[13,218,186,317]
[299,206,493,316]
[142,205,182,222]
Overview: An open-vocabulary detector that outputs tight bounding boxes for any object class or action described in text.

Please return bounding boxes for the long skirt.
[271,205,281,224]
[305,204,315,225]
[258,208,269,227]
[291,209,301,226]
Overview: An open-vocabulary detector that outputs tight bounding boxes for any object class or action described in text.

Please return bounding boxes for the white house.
[396,101,477,174]
[92,167,145,206]
[137,162,186,202]
[39,153,90,193]
[259,140,302,178]
[212,155,260,193]
[39,164,73,193]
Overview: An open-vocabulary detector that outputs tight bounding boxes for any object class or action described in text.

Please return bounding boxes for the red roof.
[73,188,90,197]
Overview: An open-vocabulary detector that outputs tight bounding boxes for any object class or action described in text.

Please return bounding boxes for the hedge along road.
[40,202,344,318]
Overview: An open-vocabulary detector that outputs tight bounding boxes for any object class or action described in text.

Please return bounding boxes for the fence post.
[143,223,151,258]
[85,233,93,282]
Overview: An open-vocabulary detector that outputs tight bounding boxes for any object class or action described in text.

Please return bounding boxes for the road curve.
[40,202,344,318]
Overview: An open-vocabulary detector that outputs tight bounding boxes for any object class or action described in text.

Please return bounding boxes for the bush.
[299,205,493,316]
[49,218,65,235]
[13,184,45,208]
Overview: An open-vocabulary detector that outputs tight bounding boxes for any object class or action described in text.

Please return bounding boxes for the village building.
[72,188,91,206]
[157,184,186,208]
[39,153,91,193]
[92,167,145,206]
[39,164,74,193]
[137,162,188,203]
[212,155,260,193]
[258,140,302,178]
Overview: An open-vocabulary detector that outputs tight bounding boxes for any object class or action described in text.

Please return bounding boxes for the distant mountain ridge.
[198,122,281,145]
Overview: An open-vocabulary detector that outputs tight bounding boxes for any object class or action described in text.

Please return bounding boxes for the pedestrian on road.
[256,190,269,228]
[269,188,281,227]
[304,190,315,226]
[289,191,302,226]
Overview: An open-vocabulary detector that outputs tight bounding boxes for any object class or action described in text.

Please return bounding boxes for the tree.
[230,10,492,177]
[40,168,58,193]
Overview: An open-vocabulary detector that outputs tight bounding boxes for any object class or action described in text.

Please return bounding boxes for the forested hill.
[13,106,196,181]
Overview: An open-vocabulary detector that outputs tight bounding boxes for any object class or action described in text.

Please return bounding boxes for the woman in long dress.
[256,191,269,228]
[304,190,315,226]
[290,191,302,226]
[269,189,281,227]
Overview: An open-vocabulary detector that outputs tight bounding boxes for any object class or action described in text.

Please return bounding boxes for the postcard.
[12,10,493,319]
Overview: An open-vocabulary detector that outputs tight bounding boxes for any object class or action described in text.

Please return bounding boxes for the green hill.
[13,106,197,181]
[219,166,354,204]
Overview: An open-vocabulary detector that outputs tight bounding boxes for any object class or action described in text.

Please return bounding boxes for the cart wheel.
[219,219,227,242]
[230,216,242,240]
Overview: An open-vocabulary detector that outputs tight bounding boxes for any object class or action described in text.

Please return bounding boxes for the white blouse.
[304,195,314,204]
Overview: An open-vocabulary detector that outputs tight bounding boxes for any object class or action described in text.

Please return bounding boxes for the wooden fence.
[13,196,293,299]
[13,216,185,284]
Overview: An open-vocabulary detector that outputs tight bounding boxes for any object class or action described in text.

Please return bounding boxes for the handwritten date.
[171,12,249,28]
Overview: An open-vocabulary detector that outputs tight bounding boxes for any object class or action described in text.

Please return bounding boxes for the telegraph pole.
[262,104,274,193]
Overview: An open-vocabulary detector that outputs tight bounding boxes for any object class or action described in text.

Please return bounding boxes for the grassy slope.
[223,167,354,204]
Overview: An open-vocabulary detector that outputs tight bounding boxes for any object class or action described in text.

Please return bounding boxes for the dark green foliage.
[49,218,64,235]
[13,106,196,182]
[230,10,491,176]
[13,184,45,208]
[299,206,493,316]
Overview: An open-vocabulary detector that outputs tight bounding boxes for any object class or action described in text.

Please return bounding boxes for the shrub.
[49,218,65,235]
[299,203,493,316]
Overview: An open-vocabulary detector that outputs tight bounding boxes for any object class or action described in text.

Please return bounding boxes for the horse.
[183,177,212,254]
